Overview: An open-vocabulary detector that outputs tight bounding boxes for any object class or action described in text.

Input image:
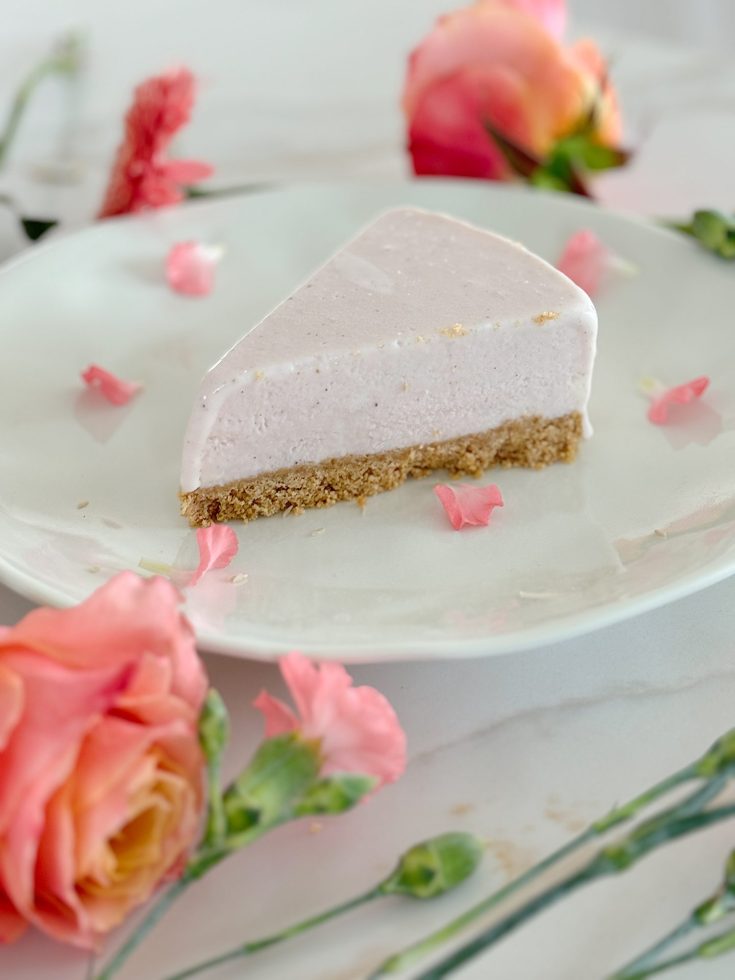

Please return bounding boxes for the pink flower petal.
[81,365,142,406]
[434,483,504,530]
[255,652,406,789]
[556,229,609,296]
[166,241,222,297]
[162,160,214,184]
[188,525,238,587]
[252,690,299,737]
[647,376,710,425]
[493,0,567,40]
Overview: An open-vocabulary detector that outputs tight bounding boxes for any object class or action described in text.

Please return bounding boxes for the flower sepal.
[223,732,320,840]
[673,210,735,259]
[294,773,377,816]
[379,832,484,900]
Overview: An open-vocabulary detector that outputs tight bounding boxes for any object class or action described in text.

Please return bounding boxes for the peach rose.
[0,572,207,948]
[403,0,621,179]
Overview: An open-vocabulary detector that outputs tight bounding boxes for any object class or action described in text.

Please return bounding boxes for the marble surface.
[2,2,735,978]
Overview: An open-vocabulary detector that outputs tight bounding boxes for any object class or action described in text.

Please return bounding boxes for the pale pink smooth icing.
[181,208,597,493]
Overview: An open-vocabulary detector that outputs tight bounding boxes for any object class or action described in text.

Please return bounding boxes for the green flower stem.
[369,763,697,977]
[162,832,484,980]
[611,846,735,979]
[609,917,701,979]
[612,924,735,980]
[0,34,82,170]
[94,877,191,980]
[184,181,273,200]
[93,812,286,980]
[93,733,376,980]
[408,805,735,980]
[198,691,229,850]
[161,886,384,980]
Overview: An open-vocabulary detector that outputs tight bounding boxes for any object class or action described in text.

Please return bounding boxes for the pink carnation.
[98,67,213,218]
[253,653,406,789]
[0,573,207,948]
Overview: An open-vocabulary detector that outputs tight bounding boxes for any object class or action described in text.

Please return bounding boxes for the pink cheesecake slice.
[180,207,597,526]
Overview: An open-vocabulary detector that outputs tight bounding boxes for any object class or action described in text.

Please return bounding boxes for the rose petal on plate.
[556,229,635,297]
[188,525,239,586]
[434,483,504,530]
[647,376,710,425]
[81,365,142,406]
[166,241,223,297]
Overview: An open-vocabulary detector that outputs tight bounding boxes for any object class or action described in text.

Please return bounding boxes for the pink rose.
[403,0,621,180]
[0,572,207,948]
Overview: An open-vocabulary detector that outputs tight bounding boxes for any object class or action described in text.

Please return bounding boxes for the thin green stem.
[184,181,273,200]
[370,764,697,976]
[409,806,735,980]
[93,877,191,980]
[592,764,696,833]
[614,949,702,980]
[610,916,699,979]
[0,35,81,170]
[203,754,226,848]
[613,923,735,980]
[368,828,595,978]
[376,864,596,978]
[93,821,271,979]
[0,63,47,170]
[162,886,383,980]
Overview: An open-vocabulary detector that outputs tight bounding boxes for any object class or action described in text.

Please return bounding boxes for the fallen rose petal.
[556,229,609,296]
[189,525,238,587]
[81,365,142,406]
[647,376,710,425]
[434,483,504,530]
[166,241,222,296]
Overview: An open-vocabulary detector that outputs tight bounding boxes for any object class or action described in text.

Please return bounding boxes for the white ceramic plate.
[0,180,733,661]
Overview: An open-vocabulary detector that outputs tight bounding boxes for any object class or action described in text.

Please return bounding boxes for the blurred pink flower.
[403,0,621,181]
[98,67,213,218]
[254,653,406,788]
[0,572,207,948]
[81,364,142,405]
[166,241,222,296]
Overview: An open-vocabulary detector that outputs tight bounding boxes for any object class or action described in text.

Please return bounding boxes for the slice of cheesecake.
[180,207,597,526]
